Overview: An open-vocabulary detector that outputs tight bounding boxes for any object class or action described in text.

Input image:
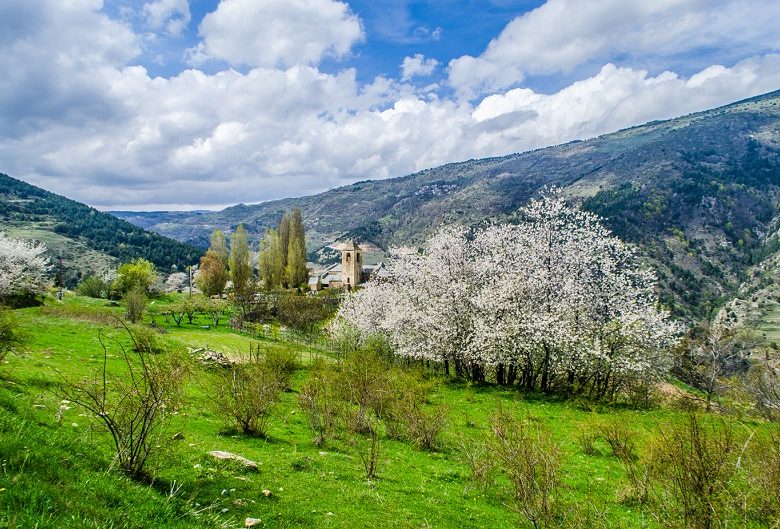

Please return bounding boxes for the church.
[308,240,388,291]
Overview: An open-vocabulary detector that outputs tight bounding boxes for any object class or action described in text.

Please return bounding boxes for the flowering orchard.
[337,190,681,399]
[0,232,51,302]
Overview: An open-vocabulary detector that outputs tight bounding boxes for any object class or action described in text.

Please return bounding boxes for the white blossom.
[337,189,681,396]
[0,232,51,301]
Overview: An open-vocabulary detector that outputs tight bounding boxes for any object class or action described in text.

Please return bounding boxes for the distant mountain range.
[112,89,780,318]
[0,174,201,286]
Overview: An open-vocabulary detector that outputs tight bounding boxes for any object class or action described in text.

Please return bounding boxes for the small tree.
[195,250,228,297]
[651,413,742,529]
[113,258,157,294]
[59,325,189,479]
[486,408,563,529]
[123,287,147,324]
[164,272,188,293]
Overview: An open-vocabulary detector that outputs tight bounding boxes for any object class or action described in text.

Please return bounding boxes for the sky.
[1,0,779,211]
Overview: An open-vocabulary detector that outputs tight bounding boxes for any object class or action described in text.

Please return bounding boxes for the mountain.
[0,174,202,286]
[118,90,780,318]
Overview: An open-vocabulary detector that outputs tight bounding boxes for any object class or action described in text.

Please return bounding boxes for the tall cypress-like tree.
[229,225,251,297]
[285,208,308,288]
[210,229,229,269]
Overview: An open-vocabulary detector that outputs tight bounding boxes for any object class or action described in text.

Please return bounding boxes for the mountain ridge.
[112,89,780,318]
[0,173,202,286]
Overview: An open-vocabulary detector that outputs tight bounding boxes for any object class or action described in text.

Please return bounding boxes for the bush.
[277,294,336,333]
[76,275,108,299]
[650,413,745,529]
[486,408,563,529]
[0,306,23,363]
[113,258,157,294]
[748,429,780,524]
[298,359,342,446]
[59,326,189,480]
[123,287,147,324]
[217,356,287,437]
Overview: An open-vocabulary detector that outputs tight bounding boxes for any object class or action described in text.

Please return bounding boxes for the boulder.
[207,450,258,470]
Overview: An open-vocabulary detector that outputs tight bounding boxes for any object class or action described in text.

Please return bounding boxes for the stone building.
[308,240,388,291]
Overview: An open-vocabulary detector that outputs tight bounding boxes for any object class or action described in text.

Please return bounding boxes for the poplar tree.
[259,229,284,291]
[258,208,308,290]
[229,225,251,297]
[285,208,308,288]
[210,229,229,269]
[278,213,291,275]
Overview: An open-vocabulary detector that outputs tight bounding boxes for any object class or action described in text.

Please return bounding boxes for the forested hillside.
[115,90,780,319]
[0,173,201,285]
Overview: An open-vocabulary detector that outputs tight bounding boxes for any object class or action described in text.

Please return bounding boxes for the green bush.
[0,307,23,363]
[123,288,147,324]
[76,275,108,299]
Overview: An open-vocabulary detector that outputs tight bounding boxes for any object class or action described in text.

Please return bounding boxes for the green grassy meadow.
[0,293,775,528]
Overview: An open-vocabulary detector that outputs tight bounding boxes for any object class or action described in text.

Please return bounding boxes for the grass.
[0,293,775,528]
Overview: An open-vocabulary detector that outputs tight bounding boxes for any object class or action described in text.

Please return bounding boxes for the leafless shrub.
[298,359,341,446]
[487,407,563,529]
[577,430,598,456]
[650,413,743,529]
[744,363,780,421]
[217,359,286,437]
[59,325,189,480]
[747,428,780,524]
[348,413,381,480]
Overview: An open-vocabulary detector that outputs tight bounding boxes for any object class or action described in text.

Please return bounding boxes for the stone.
[245,517,262,527]
[172,431,185,440]
[208,450,259,470]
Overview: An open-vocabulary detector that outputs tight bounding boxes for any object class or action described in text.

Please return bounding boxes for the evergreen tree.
[229,225,251,297]
[285,208,308,288]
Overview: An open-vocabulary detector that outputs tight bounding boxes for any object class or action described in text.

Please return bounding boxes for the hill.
[114,90,780,318]
[0,173,202,286]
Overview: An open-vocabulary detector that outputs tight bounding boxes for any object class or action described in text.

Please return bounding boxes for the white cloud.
[448,0,780,99]
[2,0,780,211]
[142,0,191,36]
[194,0,363,67]
[401,54,439,80]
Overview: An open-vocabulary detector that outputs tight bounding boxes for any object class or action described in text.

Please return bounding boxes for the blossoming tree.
[336,190,681,398]
[0,232,51,303]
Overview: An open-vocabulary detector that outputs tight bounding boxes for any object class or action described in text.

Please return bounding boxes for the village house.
[308,240,389,291]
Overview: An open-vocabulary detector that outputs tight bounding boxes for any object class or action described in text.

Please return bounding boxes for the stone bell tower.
[341,240,362,290]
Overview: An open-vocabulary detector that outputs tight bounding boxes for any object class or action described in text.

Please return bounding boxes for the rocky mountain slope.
[116,89,780,318]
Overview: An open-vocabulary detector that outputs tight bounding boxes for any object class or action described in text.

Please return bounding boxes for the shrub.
[747,429,780,524]
[486,408,563,529]
[123,287,147,324]
[650,413,744,529]
[276,293,335,333]
[59,326,189,480]
[113,258,157,294]
[217,357,286,437]
[298,359,341,446]
[0,306,23,363]
[76,275,108,299]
